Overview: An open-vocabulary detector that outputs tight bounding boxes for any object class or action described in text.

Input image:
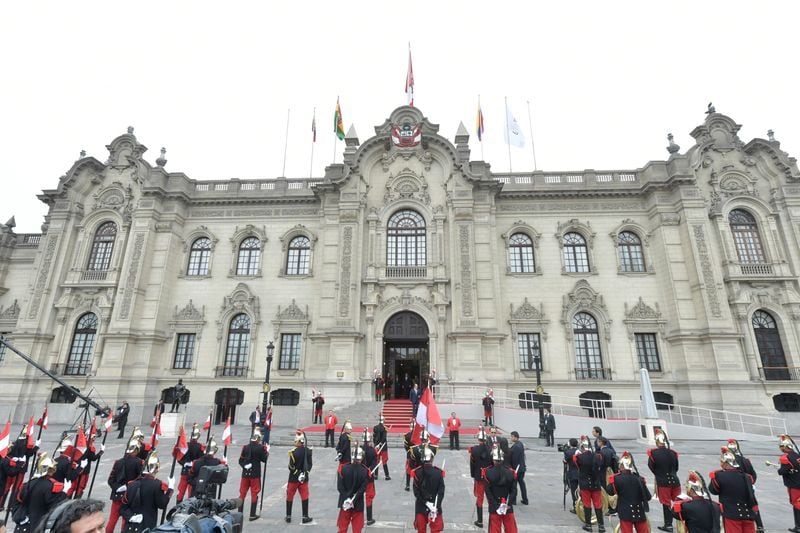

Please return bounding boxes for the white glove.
[265,444,271,453]
[425,502,436,513]
[80,459,88,469]
[115,485,127,493]
[222,456,228,464]
[100,444,105,452]
[63,480,72,493]
[298,472,306,483]
[342,497,353,511]
[244,463,252,469]
[129,514,143,524]
[168,477,175,490]
[497,503,508,515]
[35,439,41,448]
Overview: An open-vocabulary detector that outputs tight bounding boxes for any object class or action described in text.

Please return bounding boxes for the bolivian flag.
[334,98,345,140]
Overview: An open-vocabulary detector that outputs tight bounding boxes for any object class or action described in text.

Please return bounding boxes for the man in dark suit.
[115,402,129,439]
[543,409,556,447]
[488,427,511,467]
[509,431,528,505]
[409,384,420,417]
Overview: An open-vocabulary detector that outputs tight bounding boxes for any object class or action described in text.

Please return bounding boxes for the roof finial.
[5,216,16,229]
[127,126,134,134]
[666,133,680,155]
[705,102,715,115]
[768,129,776,142]
[79,149,86,159]
[156,147,167,168]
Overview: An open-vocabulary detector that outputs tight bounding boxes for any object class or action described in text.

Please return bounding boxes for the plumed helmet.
[363,429,372,444]
[720,447,739,468]
[191,423,201,441]
[251,427,262,442]
[344,420,352,432]
[57,435,73,454]
[351,444,364,462]
[485,391,490,396]
[409,419,415,431]
[131,426,145,441]
[779,434,798,453]
[654,428,668,447]
[379,414,385,424]
[421,444,435,463]
[726,438,740,454]
[619,451,634,472]
[206,437,218,455]
[126,436,142,454]
[420,429,429,443]
[491,445,504,462]
[294,430,306,445]
[476,428,487,441]
[144,451,160,475]
[685,470,708,497]
[35,452,56,477]
[579,435,592,451]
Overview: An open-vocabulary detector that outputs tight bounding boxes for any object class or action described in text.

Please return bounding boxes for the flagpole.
[526,99,538,171]
[310,108,316,178]
[281,109,290,177]
[505,96,513,173]
[206,408,213,443]
[160,429,182,524]
[479,95,484,161]
[29,406,46,478]
[86,425,109,498]
[333,96,339,164]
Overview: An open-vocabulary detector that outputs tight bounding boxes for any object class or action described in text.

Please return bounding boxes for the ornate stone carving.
[0,300,20,320]
[377,289,433,311]
[659,213,681,226]
[28,235,58,319]
[338,226,353,317]
[277,300,308,320]
[119,233,145,320]
[382,170,431,206]
[692,225,722,317]
[562,280,606,315]
[500,201,644,213]
[459,225,474,317]
[625,297,661,320]
[174,300,204,321]
[510,298,543,320]
[219,283,260,322]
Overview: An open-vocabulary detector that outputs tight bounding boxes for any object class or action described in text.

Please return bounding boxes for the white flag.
[504,107,525,148]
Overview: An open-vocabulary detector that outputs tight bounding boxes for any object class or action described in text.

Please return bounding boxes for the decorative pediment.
[0,300,20,320]
[220,283,260,322]
[562,280,606,314]
[105,127,148,167]
[91,182,134,221]
[174,300,205,321]
[510,298,543,320]
[276,300,308,321]
[625,297,661,320]
[623,297,666,339]
[377,288,433,311]
[383,170,431,206]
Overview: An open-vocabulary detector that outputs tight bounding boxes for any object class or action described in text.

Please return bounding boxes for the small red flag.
[174,426,189,461]
[104,416,113,432]
[222,416,232,446]
[150,419,162,449]
[90,417,97,438]
[26,416,34,448]
[36,406,48,430]
[73,426,88,461]
[203,413,211,431]
[0,422,9,458]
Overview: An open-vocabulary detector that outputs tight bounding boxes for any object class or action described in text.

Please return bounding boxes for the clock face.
[262,383,271,394]
[535,385,544,395]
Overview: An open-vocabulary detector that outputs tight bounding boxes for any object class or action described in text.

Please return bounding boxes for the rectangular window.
[279,333,301,370]
[517,333,541,371]
[635,333,662,372]
[173,334,196,369]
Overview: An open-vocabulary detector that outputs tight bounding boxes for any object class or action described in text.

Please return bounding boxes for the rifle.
[562,460,568,510]
[259,440,273,513]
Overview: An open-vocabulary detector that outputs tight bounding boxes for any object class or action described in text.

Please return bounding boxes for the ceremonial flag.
[73,426,88,460]
[174,426,189,462]
[36,406,48,430]
[411,388,444,445]
[334,98,345,140]
[104,415,113,433]
[264,408,272,429]
[222,416,232,446]
[0,421,11,458]
[26,416,34,448]
[312,112,317,143]
[150,419,162,449]
[203,413,211,431]
[405,45,415,107]
[504,105,525,148]
[89,417,97,439]
[476,101,485,141]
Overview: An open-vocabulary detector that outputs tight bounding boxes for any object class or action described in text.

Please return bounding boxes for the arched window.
[563,232,589,273]
[65,313,98,375]
[286,236,311,275]
[223,314,250,376]
[87,222,117,271]
[753,310,789,380]
[508,233,535,273]
[729,209,765,263]
[387,210,426,267]
[187,237,212,276]
[573,312,606,379]
[618,231,645,272]
[236,237,261,276]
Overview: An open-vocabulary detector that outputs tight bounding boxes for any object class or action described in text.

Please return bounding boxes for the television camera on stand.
[160,465,243,533]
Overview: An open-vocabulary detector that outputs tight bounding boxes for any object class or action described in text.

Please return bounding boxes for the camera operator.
[560,438,580,512]
[120,453,174,533]
[188,438,225,496]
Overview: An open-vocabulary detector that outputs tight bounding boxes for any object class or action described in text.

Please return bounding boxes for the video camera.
[159,465,243,533]
[557,442,571,453]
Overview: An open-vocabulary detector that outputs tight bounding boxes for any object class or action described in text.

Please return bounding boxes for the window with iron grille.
[573,312,603,377]
[87,222,117,271]
[563,232,589,273]
[173,334,196,369]
[508,233,535,273]
[729,209,765,263]
[66,313,98,375]
[618,231,645,272]
[517,333,541,371]
[187,238,211,276]
[286,236,311,275]
[279,333,301,370]
[224,314,250,376]
[236,237,261,276]
[387,210,426,267]
[635,333,661,371]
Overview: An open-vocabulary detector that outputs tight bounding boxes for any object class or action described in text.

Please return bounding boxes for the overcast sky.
[3,2,800,232]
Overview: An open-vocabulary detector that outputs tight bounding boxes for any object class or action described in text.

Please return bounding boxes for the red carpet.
[297,425,493,436]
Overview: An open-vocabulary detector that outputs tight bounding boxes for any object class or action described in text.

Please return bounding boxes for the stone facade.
[1,106,800,424]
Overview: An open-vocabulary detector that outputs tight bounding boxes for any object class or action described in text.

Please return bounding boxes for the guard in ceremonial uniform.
[606,451,651,533]
[0,426,34,510]
[188,437,224,495]
[71,429,104,498]
[13,453,67,533]
[362,430,378,526]
[483,446,518,533]
[129,428,152,462]
[337,421,354,466]
[404,421,415,491]
[470,427,492,528]
[726,439,764,533]
[647,429,680,532]
[777,434,800,533]
[408,431,437,490]
[482,392,495,427]
[120,452,174,533]
[709,447,757,533]
[238,427,268,521]
[372,415,391,480]
[337,444,368,533]
[174,423,204,503]
[671,471,721,533]
[106,437,145,533]
[411,444,444,533]
[53,435,85,484]
[312,392,325,424]
[563,438,580,512]
[286,430,313,524]
[574,435,605,532]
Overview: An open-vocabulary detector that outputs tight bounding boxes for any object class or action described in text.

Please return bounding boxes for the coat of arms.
[391,122,422,147]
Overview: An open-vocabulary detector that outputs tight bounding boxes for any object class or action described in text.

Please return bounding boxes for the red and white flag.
[36,406,48,430]
[26,416,35,448]
[104,415,113,433]
[203,413,211,431]
[222,416,232,446]
[0,421,10,458]
[89,417,97,439]
[405,44,414,107]
[73,426,88,461]
[411,388,444,445]
[150,419,162,449]
[174,426,189,461]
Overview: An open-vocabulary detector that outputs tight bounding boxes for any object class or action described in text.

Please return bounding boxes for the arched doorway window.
[383,311,429,399]
[573,312,606,379]
[223,313,250,376]
[387,210,426,267]
[87,222,117,271]
[753,310,789,380]
[66,313,98,375]
[729,209,765,263]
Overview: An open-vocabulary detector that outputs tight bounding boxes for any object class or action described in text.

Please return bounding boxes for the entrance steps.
[381,399,413,428]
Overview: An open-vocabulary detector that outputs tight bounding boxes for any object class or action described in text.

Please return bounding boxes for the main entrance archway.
[383,311,429,399]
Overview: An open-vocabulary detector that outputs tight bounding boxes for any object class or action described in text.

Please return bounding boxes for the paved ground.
[19,426,798,532]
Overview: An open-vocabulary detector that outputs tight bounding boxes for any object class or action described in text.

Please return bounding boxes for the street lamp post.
[534,352,545,439]
[261,341,275,416]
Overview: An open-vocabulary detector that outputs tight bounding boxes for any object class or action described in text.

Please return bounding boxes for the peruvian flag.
[411,388,444,445]
[26,416,35,448]
[174,426,189,461]
[89,417,97,439]
[202,413,211,431]
[405,44,414,107]
[150,419,162,449]
[104,415,113,433]
[36,406,48,430]
[75,426,88,459]
[0,421,9,458]
[222,415,232,446]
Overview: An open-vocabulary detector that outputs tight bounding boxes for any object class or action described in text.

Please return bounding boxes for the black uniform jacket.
[121,474,173,529]
[238,441,268,479]
[412,464,444,515]
[647,447,680,487]
[15,475,66,530]
[509,441,526,475]
[672,497,722,533]
[288,445,312,483]
[469,443,492,480]
[574,450,604,490]
[563,447,579,482]
[188,455,221,488]
[778,450,800,488]
[108,453,144,499]
[607,472,651,523]
[53,454,82,482]
[708,468,756,521]
[336,433,352,463]
[373,424,388,448]
[178,441,205,475]
[363,446,378,483]
[483,464,517,514]
[337,462,368,511]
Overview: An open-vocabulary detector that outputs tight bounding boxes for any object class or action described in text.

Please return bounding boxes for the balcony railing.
[215,365,250,378]
[724,261,793,279]
[81,270,110,281]
[16,234,42,247]
[758,366,800,381]
[51,362,91,376]
[575,367,613,380]
[383,266,428,278]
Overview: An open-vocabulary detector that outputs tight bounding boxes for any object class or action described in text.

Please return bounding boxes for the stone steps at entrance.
[380,399,413,428]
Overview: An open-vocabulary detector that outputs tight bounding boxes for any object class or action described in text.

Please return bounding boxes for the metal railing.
[50,362,92,376]
[758,366,800,380]
[194,179,322,193]
[81,270,110,281]
[16,234,42,247]
[383,266,428,278]
[574,368,613,380]
[214,365,250,378]
[492,171,639,186]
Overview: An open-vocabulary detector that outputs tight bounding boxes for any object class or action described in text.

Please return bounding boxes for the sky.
[3,1,800,232]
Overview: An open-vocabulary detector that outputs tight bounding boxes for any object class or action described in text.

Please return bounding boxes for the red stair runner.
[381,399,413,428]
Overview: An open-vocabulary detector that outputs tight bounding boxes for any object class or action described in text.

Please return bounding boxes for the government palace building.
[2,105,800,426]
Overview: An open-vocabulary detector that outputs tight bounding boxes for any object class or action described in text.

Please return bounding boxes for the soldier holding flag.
[286,430,313,524]
[174,424,204,503]
[411,444,444,533]
[238,427,268,521]
[120,452,173,533]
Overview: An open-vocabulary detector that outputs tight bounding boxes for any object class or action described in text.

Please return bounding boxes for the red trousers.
[580,489,603,509]
[789,487,800,509]
[287,481,309,501]
[722,518,756,533]
[365,482,375,506]
[239,477,261,502]
[656,485,680,506]
[176,474,192,502]
[337,509,364,533]
[414,512,444,532]
[379,448,389,465]
[67,472,90,498]
[619,519,650,533]
[473,480,485,506]
[2,475,22,502]
[105,500,127,533]
[488,512,518,533]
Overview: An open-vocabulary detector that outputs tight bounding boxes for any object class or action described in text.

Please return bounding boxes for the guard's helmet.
[409,420,415,431]
[144,451,160,475]
[126,436,141,454]
[379,414,385,424]
[421,444,435,463]
[190,423,201,441]
[491,445,504,462]
[35,452,56,477]
[352,444,364,462]
[206,437,218,455]
[485,391,490,397]
[476,428,487,442]
[343,420,352,432]
[420,429,429,443]
[779,434,797,453]
[57,435,73,454]
[720,447,739,469]
[654,428,668,447]
[579,435,592,451]
[131,427,145,441]
[726,438,740,455]
[251,427,262,442]
[619,451,634,472]
[294,430,306,445]
[685,470,708,498]
[363,429,372,444]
